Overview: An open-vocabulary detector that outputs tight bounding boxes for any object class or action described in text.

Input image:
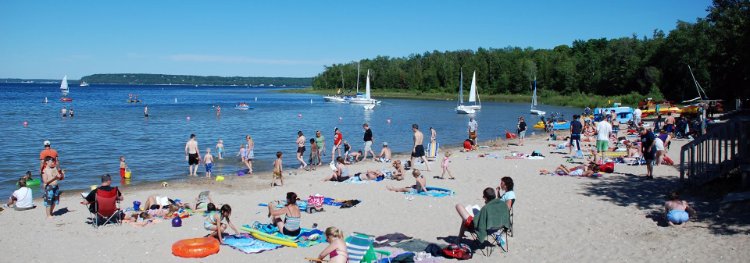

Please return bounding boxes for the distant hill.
[80,73,312,86]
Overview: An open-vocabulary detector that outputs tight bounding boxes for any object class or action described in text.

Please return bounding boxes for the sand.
[1,133,748,262]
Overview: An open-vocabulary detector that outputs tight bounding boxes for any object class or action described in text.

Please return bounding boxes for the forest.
[80,74,312,86]
[311,0,749,106]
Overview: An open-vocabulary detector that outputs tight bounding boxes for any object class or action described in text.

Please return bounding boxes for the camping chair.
[508,199,515,237]
[91,187,122,228]
[468,202,511,256]
[345,232,392,263]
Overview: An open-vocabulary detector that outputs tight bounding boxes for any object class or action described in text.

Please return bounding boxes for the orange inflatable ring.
[172,237,220,258]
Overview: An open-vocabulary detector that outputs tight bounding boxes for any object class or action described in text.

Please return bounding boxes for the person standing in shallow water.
[410,124,430,171]
[185,134,201,176]
[296,131,308,169]
[468,117,478,146]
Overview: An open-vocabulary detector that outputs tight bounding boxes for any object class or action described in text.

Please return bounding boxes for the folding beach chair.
[508,199,515,237]
[346,232,391,263]
[91,187,122,228]
[468,201,511,256]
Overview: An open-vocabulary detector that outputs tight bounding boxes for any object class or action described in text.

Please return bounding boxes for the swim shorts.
[667,210,689,224]
[43,185,60,207]
[596,140,609,152]
[297,146,306,154]
[412,145,425,157]
[119,168,126,179]
[469,131,477,140]
[518,131,526,139]
[188,153,199,165]
[364,141,373,152]
[205,163,213,173]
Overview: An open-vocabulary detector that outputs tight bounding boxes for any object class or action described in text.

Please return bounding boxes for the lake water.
[0,83,580,195]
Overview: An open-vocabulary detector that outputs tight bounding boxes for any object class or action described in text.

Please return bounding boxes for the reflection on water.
[0,83,580,194]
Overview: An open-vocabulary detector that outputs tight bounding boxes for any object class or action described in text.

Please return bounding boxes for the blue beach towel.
[404,186,455,197]
[223,235,281,254]
[246,223,327,248]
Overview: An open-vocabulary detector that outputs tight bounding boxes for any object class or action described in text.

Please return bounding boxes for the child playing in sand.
[665,192,695,226]
[387,169,427,193]
[309,138,319,169]
[205,204,240,244]
[216,139,224,159]
[203,148,214,178]
[119,156,128,179]
[438,151,455,179]
[272,151,284,186]
[391,160,405,181]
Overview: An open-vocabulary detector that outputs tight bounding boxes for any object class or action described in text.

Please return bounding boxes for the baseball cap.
[44,140,51,146]
[382,142,388,146]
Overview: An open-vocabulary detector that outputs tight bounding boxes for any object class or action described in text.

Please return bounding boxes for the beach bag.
[307,194,324,209]
[599,162,615,173]
[442,243,472,260]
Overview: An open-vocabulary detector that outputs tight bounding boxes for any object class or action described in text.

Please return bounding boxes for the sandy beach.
[1,133,748,262]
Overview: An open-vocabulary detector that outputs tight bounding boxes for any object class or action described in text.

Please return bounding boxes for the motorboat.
[235,102,251,110]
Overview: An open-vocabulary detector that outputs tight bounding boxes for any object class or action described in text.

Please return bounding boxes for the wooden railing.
[680,114,750,185]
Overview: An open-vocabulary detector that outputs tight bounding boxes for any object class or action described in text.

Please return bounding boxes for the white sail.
[60,75,69,96]
[531,77,537,108]
[365,70,371,100]
[468,71,477,103]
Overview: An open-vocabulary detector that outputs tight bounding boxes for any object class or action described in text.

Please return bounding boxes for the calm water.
[0,83,580,194]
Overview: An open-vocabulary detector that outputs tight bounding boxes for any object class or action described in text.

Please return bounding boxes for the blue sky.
[0,0,711,79]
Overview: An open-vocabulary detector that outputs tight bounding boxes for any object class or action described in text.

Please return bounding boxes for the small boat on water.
[347,69,380,104]
[235,102,251,110]
[60,75,72,102]
[79,81,89,87]
[455,69,476,114]
[324,95,347,103]
[44,97,48,104]
[530,77,545,115]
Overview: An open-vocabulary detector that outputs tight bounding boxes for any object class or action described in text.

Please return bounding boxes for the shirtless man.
[185,134,201,176]
[664,112,676,134]
[376,142,392,162]
[42,157,63,219]
[410,124,430,171]
[430,127,437,145]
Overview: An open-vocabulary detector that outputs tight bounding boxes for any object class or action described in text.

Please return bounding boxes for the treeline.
[312,0,749,104]
[81,74,312,86]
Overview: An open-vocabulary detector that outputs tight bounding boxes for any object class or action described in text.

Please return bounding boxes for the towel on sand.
[223,235,281,254]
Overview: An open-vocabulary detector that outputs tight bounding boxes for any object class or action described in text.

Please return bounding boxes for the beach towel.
[245,223,327,248]
[427,142,439,159]
[343,175,370,184]
[374,233,414,247]
[257,200,308,211]
[404,187,454,197]
[222,235,281,254]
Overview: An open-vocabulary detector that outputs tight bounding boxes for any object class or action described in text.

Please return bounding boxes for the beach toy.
[21,178,41,188]
[90,185,97,190]
[215,176,225,182]
[172,216,182,227]
[124,170,132,179]
[133,201,141,211]
[241,227,299,247]
[172,237,220,258]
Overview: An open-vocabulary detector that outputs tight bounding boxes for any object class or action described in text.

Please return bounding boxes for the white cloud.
[166,54,331,65]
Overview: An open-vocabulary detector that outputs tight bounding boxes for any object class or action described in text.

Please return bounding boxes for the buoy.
[338,117,343,121]
[23,121,28,127]
[215,176,225,182]
[298,114,302,118]
[386,119,391,124]
[186,116,191,121]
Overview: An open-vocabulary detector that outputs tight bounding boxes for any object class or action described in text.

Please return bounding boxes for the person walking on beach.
[331,128,343,164]
[517,117,527,146]
[272,152,284,186]
[215,139,224,159]
[296,131,308,170]
[468,117,478,146]
[203,148,214,178]
[315,130,326,161]
[362,123,375,161]
[309,138,319,169]
[595,117,613,162]
[410,124,431,171]
[185,134,201,176]
[42,156,63,219]
[569,115,582,154]
[640,127,656,179]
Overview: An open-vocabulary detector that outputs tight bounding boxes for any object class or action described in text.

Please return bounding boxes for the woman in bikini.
[268,192,302,237]
[317,226,348,263]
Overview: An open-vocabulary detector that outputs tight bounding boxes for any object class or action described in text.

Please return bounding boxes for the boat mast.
[687,65,708,100]
[458,68,464,105]
[356,62,361,94]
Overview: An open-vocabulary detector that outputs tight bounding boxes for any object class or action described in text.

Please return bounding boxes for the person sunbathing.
[387,169,426,193]
[310,226,348,263]
[357,170,384,181]
[540,163,597,177]
[122,211,162,227]
[268,192,302,237]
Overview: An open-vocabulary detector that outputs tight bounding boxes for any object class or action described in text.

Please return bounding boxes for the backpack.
[441,243,472,260]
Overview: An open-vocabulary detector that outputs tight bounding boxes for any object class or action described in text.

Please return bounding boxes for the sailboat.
[324,69,347,103]
[465,71,481,110]
[455,69,475,114]
[60,75,73,102]
[348,69,380,104]
[79,81,89,87]
[529,76,544,115]
[44,97,48,104]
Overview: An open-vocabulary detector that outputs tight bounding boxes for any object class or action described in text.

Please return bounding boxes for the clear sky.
[0,0,711,79]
